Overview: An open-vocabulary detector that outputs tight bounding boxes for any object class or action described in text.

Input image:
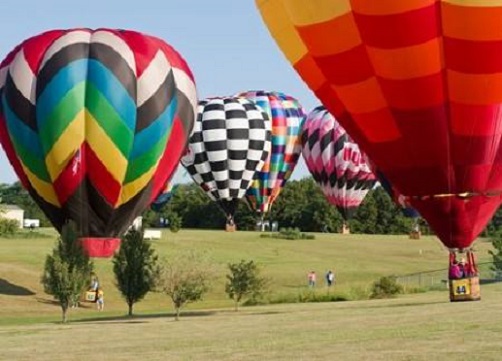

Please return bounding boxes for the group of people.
[89,274,104,311]
[307,270,335,287]
[448,257,475,280]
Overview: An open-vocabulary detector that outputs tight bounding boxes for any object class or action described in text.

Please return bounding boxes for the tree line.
[3,178,502,236]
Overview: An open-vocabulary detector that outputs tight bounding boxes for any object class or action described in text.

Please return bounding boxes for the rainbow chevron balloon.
[0,29,196,257]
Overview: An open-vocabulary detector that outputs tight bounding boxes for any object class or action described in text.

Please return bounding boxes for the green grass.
[1,229,501,360]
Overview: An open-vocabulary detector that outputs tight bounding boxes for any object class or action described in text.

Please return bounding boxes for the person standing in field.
[96,290,104,311]
[326,270,334,287]
[308,271,316,287]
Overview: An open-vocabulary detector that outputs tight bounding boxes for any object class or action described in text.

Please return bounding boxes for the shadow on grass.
[73,310,217,324]
[353,299,447,309]
[480,278,502,285]
[0,279,35,296]
[36,297,95,309]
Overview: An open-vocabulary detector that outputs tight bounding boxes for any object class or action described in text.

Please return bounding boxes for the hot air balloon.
[302,106,376,233]
[256,1,502,300]
[0,28,196,257]
[180,97,271,230]
[236,91,305,228]
[151,181,178,212]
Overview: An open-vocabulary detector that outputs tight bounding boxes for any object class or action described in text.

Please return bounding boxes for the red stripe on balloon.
[444,37,502,73]
[85,143,121,206]
[353,4,439,49]
[450,103,502,136]
[21,30,66,73]
[149,118,186,202]
[315,44,373,86]
[119,30,159,78]
[378,73,444,109]
[156,39,196,83]
[53,147,86,205]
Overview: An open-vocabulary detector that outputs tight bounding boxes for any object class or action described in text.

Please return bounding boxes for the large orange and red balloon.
[0,29,196,256]
[256,1,502,249]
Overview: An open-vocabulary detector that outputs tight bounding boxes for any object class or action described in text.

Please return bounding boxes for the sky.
[0,0,318,185]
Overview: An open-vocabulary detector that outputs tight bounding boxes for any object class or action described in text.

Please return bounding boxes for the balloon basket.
[79,237,121,258]
[449,276,481,302]
[341,224,350,234]
[226,224,236,232]
[409,231,421,239]
[84,291,97,302]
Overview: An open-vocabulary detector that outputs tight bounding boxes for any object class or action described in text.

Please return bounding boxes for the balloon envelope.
[0,28,196,256]
[237,90,305,214]
[302,106,376,221]
[181,96,271,223]
[256,1,502,249]
[151,182,178,212]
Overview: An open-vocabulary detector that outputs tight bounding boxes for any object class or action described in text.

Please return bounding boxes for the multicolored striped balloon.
[0,29,196,257]
[237,91,305,214]
[302,106,376,221]
[255,1,502,249]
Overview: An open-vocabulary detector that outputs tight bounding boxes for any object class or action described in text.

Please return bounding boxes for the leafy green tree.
[113,229,159,316]
[167,211,182,233]
[41,222,94,323]
[158,250,213,320]
[489,231,502,275]
[225,260,267,311]
[0,182,50,226]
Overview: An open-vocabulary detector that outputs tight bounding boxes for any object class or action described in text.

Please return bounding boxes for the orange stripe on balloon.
[442,3,502,41]
[350,0,435,15]
[335,77,387,113]
[296,12,360,55]
[294,54,327,92]
[378,73,445,109]
[448,71,502,105]
[367,39,443,80]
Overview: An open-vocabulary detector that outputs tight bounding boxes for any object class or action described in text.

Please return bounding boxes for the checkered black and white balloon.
[181,97,272,224]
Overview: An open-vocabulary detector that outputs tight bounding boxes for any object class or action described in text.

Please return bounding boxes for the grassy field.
[1,229,501,360]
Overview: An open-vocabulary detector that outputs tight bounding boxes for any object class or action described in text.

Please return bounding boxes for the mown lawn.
[1,229,500,360]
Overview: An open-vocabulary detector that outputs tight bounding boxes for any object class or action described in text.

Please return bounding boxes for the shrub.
[259,227,315,240]
[263,291,347,306]
[0,218,19,236]
[370,276,403,299]
[168,212,182,233]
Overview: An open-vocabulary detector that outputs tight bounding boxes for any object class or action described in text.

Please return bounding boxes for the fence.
[396,262,502,289]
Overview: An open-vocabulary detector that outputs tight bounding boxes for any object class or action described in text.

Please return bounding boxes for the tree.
[41,222,94,323]
[0,182,50,226]
[113,228,159,316]
[225,260,267,311]
[167,211,182,233]
[489,231,502,276]
[158,250,213,320]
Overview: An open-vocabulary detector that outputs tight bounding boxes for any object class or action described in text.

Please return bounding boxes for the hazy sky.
[0,0,317,185]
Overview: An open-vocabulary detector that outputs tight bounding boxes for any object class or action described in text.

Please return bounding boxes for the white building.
[1,204,24,229]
